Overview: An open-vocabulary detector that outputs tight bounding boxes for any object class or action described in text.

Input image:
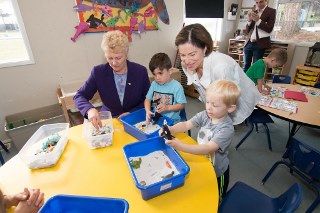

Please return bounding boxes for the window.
[184,18,223,42]
[272,0,320,42]
[0,0,34,68]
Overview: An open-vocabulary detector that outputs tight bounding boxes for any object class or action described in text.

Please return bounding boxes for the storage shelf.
[228,39,292,81]
[293,65,320,87]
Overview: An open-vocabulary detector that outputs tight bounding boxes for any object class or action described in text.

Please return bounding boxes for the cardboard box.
[4,104,65,151]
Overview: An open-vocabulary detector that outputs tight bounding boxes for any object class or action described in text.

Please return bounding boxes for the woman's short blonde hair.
[206,80,241,107]
[101,30,129,53]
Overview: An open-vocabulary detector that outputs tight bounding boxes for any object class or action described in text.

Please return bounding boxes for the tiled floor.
[1,96,319,212]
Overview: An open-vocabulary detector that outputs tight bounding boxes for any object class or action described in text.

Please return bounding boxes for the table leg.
[286,123,297,148]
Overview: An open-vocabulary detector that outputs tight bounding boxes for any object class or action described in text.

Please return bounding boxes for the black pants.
[217,165,230,202]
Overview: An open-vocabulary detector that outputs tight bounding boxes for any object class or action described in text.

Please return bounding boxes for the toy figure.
[71,22,89,42]
[160,120,174,140]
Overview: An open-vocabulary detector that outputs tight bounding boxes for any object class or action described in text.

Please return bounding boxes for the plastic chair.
[219,181,303,213]
[179,109,191,136]
[262,137,320,213]
[235,109,274,151]
[272,75,291,84]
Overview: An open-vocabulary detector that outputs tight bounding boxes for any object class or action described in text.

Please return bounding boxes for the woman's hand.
[14,188,44,213]
[87,108,101,130]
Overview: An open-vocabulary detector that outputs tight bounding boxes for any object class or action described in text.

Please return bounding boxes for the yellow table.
[258,83,320,146]
[0,120,218,213]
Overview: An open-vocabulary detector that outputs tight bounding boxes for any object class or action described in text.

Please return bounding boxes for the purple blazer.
[74,60,150,117]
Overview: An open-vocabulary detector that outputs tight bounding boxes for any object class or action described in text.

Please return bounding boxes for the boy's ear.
[227,105,237,113]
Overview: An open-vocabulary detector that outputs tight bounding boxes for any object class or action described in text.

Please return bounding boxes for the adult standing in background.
[74,30,150,129]
[175,23,261,125]
[242,0,276,72]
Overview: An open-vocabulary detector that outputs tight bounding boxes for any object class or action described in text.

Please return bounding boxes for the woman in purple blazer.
[74,30,150,129]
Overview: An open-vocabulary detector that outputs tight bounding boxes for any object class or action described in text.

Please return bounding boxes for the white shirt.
[182,52,261,125]
[249,5,271,40]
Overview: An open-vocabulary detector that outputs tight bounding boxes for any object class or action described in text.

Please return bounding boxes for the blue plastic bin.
[120,108,174,140]
[123,137,190,200]
[39,194,129,213]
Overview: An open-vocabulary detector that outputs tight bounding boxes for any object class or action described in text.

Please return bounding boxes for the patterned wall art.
[71,0,170,42]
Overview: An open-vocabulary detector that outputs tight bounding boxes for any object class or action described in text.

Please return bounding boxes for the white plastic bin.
[83,111,114,149]
[19,123,69,169]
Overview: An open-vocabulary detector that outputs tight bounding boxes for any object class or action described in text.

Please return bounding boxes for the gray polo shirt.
[190,111,234,177]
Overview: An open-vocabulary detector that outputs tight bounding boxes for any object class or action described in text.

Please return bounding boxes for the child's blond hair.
[268,48,288,65]
[206,80,241,107]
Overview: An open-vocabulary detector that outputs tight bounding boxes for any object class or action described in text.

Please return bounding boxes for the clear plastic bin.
[19,123,69,169]
[83,111,114,149]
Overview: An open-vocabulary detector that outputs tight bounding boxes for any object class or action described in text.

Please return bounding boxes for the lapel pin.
[128,83,131,85]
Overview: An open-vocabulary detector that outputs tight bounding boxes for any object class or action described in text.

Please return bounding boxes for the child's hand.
[146,110,154,124]
[4,188,29,208]
[265,85,271,92]
[156,103,168,113]
[165,138,182,150]
[14,188,44,213]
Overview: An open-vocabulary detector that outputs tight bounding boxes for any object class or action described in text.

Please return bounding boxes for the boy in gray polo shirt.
[164,79,241,201]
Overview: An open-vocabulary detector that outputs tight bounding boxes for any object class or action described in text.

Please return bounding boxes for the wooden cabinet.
[227,39,294,82]
[228,39,245,68]
[293,65,320,86]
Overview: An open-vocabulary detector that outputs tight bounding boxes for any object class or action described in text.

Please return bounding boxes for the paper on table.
[130,150,180,187]
[284,90,308,102]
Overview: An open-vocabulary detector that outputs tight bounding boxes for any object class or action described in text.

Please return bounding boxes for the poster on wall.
[238,8,252,31]
[71,0,170,42]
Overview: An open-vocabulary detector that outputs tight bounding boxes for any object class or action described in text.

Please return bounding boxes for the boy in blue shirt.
[145,53,187,124]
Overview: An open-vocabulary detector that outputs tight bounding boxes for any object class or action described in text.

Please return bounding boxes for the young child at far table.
[246,48,288,94]
[144,53,187,124]
[163,80,241,201]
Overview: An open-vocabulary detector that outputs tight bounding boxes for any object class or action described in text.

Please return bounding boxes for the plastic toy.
[71,22,89,42]
[160,120,174,140]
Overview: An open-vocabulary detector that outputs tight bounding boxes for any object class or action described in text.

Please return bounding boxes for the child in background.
[246,48,288,94]
[145,53,187,124]
[163,80,241,200]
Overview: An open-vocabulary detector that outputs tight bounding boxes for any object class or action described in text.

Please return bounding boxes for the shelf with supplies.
[227,39,294,82]
[293,65,320,86]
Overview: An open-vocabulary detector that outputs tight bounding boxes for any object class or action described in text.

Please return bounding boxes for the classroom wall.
[0,0,239,140]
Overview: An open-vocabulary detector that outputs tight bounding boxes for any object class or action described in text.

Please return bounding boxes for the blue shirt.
[146,79,187,124]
